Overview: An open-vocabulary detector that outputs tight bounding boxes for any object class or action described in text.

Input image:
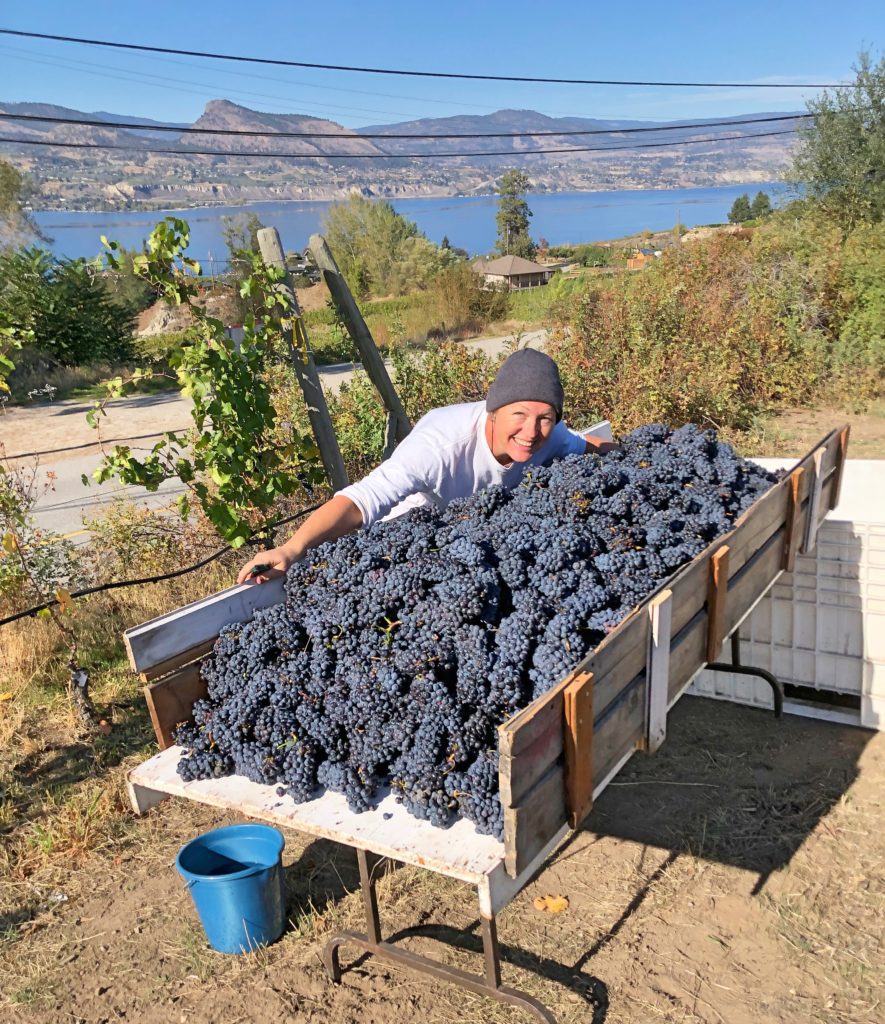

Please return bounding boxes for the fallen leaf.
[533,894,570,914]
[0,692,13,702]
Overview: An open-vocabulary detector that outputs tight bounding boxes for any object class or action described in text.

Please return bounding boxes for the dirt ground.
[2,696,881,1024]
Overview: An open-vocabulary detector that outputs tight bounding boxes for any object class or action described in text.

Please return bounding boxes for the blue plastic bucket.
[176,824,286,954]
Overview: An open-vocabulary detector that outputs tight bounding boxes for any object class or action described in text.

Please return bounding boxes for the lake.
[33,182,790,263]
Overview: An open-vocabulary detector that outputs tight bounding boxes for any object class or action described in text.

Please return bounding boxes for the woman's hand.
[237,545,299,585]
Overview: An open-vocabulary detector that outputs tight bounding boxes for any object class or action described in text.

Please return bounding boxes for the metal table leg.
[707,628,784,717]
[323,849,558,1023]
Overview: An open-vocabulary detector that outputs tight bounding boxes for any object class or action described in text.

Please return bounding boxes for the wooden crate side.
[499,708,563,807]
[143,662,207,749]
[138,640,215,683]
[592,673,646,800]
[504,761,567,876]
[124,577,285,674]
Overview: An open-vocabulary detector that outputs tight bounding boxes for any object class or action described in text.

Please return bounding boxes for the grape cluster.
[176,423,777,840]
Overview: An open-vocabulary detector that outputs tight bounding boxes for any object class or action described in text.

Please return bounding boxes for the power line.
[0,127,799,161]
[0,109,815,140]
[0,40,643,122]
[0,29,846,89]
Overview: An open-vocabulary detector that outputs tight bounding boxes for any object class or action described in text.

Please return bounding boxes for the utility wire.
[0,29,846,89]
[0,109,816,139]
[0,502,322,628]
[0,126,799,160]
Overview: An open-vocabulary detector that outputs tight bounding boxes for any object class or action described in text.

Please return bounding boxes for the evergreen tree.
[495,169,536,259]
[728,194,752,224]
[750,191,772,219]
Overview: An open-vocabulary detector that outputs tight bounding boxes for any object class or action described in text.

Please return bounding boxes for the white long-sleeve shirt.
[337,401,606,528]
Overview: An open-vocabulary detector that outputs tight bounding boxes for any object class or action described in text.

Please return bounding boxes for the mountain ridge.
[0,98,798,210]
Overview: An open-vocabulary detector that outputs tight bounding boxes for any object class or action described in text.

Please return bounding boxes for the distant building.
[472,255,555,291]
[626,248,661,270]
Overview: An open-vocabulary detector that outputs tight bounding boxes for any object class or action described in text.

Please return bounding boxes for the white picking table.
[129,744,568,1022]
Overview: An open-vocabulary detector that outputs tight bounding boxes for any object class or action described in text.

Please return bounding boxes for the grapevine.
[176,423,778,839]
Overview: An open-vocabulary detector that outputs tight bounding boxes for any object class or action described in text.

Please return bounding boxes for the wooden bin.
[124,427,849,879]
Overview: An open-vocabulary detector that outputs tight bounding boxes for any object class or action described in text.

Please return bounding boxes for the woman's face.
[487,400,557,465]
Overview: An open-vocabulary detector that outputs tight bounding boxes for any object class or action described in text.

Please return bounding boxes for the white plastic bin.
[690,460,885,730]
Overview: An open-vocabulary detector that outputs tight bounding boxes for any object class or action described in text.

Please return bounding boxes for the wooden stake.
[308,234,412,448]
[829,425,851,511]
[257,227,349,492]
[563,671,593,829]
[706,546,730,663]
[782,466,805,573]
[645,590,672,753]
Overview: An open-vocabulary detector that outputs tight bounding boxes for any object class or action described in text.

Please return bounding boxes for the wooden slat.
[504,762,567,876]
[706,546,730,663]
[782,467,806,573]
[592,674,646,793]
[802,447,826,554]
[138,640,215,683]
[143,662,208,749]
[645,590,672,753]
[124,576,285,674]
[498,709,562,808]
[830,425,851,511]
[722,529,785,641]
[563,672,594,829]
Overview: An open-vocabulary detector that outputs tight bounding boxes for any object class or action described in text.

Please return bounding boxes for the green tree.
[495,169,536,259]
[728,194,752,224]
[750,191,772,219]
[789,50,885,229]
[221,212,265,262]
[0,159,46,247]
[221,212,267,318]
[324,194,454,297]
[0,247,134,366]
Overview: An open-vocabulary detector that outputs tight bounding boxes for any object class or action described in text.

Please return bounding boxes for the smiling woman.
[238,349,615,583]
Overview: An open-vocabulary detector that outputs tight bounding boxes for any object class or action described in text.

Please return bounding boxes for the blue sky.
[0,2,881,126]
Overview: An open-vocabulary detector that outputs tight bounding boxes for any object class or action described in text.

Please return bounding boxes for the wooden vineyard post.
[308,234,412,453]
[830,426,851,511]
[644,590,672,754]
[782,467,805,573]
[256,227,349,492]
[563,672,594,829]
[706,546,730,663]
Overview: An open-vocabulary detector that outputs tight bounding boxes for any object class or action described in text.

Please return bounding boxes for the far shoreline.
[28,178,789,218]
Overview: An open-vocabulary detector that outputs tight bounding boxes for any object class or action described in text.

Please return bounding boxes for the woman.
[238,348,614,584]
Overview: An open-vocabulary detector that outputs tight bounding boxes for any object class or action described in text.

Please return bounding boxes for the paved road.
[3,331,547,540]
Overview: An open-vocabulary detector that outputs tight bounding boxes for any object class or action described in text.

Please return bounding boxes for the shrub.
[548,211,885,433]
[392,341,499,422]
[0,247,135,366]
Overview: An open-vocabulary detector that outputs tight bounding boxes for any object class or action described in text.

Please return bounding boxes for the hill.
[0,99,798,210]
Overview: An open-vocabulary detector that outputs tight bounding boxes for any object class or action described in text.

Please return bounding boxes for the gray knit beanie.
[486,348,564,421]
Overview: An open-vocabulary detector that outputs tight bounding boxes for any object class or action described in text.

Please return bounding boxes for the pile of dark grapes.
[176,424,777,840]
